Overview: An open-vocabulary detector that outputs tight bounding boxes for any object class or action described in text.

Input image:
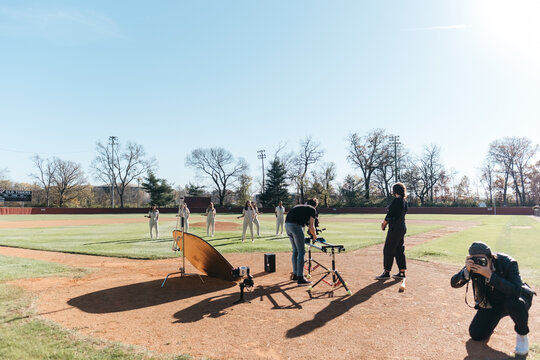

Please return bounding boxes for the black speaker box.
[264,253,276,273]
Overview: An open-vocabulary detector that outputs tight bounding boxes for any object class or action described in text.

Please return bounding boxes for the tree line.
[1,132,539,208]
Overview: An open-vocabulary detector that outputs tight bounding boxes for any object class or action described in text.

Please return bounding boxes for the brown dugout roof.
[173,230,235,282]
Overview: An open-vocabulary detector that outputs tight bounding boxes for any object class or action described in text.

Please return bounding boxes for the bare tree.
[52,158,87,207]
[185,148,248,206]
[314,162,336,207]
[373,147,394,198]
[480,159,496,207]
[29,155,55,207]
[347,129,389,200]
[513,137,538,205]
[419,144,444,203]
[401,161,424,204]
[92,140,155,208]
[456,175,472,202]
[293,137,324,203]
[529,160,540,205]
[401,145,444,205]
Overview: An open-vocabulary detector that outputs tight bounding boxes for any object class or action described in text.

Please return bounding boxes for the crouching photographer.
[451,241,535,356]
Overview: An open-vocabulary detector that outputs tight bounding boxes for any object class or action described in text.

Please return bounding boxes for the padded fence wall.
[0,206,534,215]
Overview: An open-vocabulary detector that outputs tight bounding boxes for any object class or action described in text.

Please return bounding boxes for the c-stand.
[161,197,204,287]
[304,228,351,295]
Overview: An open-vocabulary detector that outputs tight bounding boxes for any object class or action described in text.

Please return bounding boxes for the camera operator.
[284,198,318,286]
[451,241,534,356]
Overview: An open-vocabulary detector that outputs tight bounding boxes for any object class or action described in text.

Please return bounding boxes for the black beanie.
[468,241,492,257]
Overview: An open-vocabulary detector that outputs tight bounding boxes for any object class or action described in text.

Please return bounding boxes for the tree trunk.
[364,174,371,200]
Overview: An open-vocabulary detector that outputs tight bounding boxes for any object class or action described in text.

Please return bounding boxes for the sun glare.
[474,0,540,60]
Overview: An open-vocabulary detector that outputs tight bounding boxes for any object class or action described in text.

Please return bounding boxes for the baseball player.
[146,204,159,239]
[275,200,285,235]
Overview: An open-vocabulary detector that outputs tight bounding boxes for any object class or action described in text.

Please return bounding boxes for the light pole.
[389,135,401,182]
[257,149,266,193]
[108,136,118,208]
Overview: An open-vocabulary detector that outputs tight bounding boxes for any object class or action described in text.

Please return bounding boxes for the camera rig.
[232,266,254,304]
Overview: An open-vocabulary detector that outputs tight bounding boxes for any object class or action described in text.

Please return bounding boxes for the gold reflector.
[173,230,235,282]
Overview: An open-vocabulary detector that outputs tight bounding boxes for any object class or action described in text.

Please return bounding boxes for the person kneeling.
[450,241,535,356]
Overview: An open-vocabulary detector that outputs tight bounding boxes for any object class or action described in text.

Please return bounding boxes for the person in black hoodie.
[376,182,408,280]
[451,241,532,356]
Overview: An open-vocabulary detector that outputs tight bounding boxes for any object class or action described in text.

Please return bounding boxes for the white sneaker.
[515,334,529,356]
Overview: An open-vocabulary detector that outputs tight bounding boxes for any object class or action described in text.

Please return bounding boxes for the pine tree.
[260,159,290,207]
[141,171,174,206]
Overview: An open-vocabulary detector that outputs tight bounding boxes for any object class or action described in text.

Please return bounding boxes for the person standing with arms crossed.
[275,200,286,235]
[237,200,255,242]
[376,182,408,280]
[285,198,318,286]
[205,202,216,237]
[145,204,159,239]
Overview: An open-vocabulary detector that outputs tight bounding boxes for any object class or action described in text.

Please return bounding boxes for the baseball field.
[0,213,538,359]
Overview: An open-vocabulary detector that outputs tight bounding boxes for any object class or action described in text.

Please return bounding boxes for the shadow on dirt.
[286,279,400,338]
[464,339,516,359]
[172,280,324,323]
[67,276,235,314]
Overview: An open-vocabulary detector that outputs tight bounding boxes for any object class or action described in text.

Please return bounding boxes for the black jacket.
[451,253,523,307]
[385,197,407,232]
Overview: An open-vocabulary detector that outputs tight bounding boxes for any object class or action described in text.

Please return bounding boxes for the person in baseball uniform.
[146,204,159,239]
[205,202,216,237]
[179,203,191,232]
[275,200,286,235]
[237,200,255,242]
[252,201,261,237]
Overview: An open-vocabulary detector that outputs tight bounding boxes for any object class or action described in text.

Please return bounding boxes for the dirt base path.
[1,223,538,360]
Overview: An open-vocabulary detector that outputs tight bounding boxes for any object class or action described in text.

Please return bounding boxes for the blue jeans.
[285,222,306,277]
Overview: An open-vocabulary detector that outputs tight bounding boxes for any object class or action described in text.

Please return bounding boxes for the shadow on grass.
[285,279,399,338]
[205,236,241,242]
[68,276,235,314]
[82,238,171,246]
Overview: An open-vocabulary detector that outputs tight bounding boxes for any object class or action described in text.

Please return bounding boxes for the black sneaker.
[375,271,391,280]
[290,274,298,281]
[297,277,312,286]
[392,272,406,279]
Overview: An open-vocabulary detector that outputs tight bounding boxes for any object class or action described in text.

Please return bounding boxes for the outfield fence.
[0,206,534,216]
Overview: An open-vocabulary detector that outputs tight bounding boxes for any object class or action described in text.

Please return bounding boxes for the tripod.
[305,238,352,295]
[161,201,204,287]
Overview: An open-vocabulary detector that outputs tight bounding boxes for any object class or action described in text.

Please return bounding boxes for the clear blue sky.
[1,1,539,193]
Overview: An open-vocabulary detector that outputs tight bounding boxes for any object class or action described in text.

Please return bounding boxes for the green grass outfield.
[408,214,540,287]
[0,213,442,258]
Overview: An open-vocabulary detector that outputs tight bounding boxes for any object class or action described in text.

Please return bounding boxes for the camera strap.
[464,281,476,309]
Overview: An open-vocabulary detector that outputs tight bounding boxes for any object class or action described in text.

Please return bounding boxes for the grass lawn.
[0,255,197,360]
[0,213,442,259]
[408,215,540,286]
